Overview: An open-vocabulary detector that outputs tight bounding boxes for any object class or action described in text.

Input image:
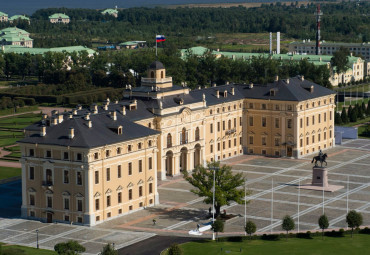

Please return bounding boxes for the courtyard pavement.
[1,139,370,254]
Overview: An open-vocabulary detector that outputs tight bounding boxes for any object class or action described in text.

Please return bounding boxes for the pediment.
[62,191,71,196]
[75,192,84,198]
[28,187,36,193]
[127,182,134,188]
[105,188,112,194]
[116,185,123,191]
[94,192,101,198]
[45,189,53,194]
[147,176,154,182]
[138,179,144,185]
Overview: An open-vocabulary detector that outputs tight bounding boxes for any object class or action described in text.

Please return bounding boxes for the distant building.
[49,13,70,24]
[181,46,365,86]
[289,41,370,61]
[0,27,33,48]
[119,41,146,49]
[0,45,95,56]
[0,11,8,22]
[101,9,118,18]
[9,15,30,24]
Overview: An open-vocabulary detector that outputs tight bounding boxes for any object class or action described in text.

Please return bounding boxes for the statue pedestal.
[299,167,343,192]
[312,167,329,187]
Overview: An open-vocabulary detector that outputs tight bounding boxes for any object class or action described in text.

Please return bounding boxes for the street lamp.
[36,229,39,249]
[211,164,219,241]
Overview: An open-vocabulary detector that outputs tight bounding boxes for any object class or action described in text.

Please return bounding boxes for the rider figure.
[318,149,323,160]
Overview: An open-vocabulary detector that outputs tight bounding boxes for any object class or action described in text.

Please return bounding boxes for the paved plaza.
[1,139,370,254]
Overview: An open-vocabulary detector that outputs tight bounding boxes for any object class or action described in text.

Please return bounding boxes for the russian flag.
[156,35,166,42]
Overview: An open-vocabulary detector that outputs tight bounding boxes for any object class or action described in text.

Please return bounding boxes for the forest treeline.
[0,47,331,104]
[0,2,368,48]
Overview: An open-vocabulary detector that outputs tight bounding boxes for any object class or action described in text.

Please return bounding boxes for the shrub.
[296,231,312,239]
[261,234,280,241]
[168,243,183,255]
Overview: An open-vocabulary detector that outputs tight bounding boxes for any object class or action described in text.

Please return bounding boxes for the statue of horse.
[311,153,328,167]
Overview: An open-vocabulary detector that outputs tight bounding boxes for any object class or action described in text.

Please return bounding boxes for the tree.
[211,220,224,241]
[183,161,247,216]
[99,244,117,255]
[245,220,257,239]
[335,112,342,125]
[54,240,86,255]
[318,214,329,239]
[331,47,350,74]
[346,210,363,238]
[167,243,183,255]
[367,101,370,116]
[282,215,295,239]
[341,107,349,124]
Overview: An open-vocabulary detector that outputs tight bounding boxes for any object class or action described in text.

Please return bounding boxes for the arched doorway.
[194,144,201,168]
[46,212,53,223]
[180,147,188,172]
[166,151,173,176]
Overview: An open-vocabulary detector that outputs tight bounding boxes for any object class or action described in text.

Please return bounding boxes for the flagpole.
[155,35,158,58]
[244,182,247,236]
[298,179,300,233]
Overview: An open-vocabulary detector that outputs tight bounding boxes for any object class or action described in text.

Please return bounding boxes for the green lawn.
[0,106,39,117]
[0,244,56,255]
[0,166,21,180]
[0,113,41,129]
[174,235,370,255]
[336,98,369,111]
[335,83,370,93]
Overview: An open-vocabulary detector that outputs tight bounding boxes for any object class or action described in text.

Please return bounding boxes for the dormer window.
[118,126,122,135]
[223,91,227,97]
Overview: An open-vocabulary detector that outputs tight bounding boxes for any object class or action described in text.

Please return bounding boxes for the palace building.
[19,61,335,226]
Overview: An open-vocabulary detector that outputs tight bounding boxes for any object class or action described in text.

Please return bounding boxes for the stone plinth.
[312,167,328,187]
[298,166,344,192]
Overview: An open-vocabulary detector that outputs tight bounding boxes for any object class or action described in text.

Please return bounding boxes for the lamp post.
[211,164,219,241]
[36,229,39,249]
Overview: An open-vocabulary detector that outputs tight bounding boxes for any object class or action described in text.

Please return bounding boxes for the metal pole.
[322,186,325,215]
[155,35,158,58]
[36,229,39,249]
[347,175,349,230]
[212,166,216,241]
[298,179,300,233]
[271,178,273,234]
[244,182,247,236]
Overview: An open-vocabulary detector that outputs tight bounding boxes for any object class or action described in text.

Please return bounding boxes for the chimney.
[69,113,73,119]
[300,75,304,81]
[77,105,82,110]
[286,78,290,84]
[69,127,75,139]
[216,90,220,98]
[212,82,217,87]
[87,120,92,128]
[274,75,279,81]
[248,83,253,89]
[111,111,117,121]
[51,117,57,126]
[198,86,201,90]
[84,113,90,120]
[121,106,126,115]
[224,90,228,97]
[40,125,46,137]
[115,100,118,104]
[226,81,229,85]
[58,114,63,124]
[310,85,314,93]
[103,103,108,111]
[231,87,235,95]
[73,109,77,115]
[91,103,98,114]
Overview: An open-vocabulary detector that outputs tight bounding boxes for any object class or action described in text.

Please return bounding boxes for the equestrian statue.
[311,150,328,167]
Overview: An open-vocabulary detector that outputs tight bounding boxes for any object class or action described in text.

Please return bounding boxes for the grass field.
[0,166,21,180]
[0,113,41,129]
[0,244,56,255]
[173,234,370,255]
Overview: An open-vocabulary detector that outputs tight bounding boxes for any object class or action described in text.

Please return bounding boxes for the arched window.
[167,133,172,148]
[228,119,231,130]
[161,71,164,79]
[181,128,187,145]
[151,71,155,78]
[195,127,200,141]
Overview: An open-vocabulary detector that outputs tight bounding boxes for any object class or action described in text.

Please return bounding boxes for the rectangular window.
[118,165,121,178]
[138,143,142,150]
[210,123,213,133]
[330,130,332,138]
[139,160,143,173]
[275,118,279,128]
[306,137,309,145]
[46,150,51,158]
[106,168,110,181]
[324,132,327,140]
[129,189,133,200]
[287,119,292,129]
[77,200,83,211]
[64,198,69,210]
[210,144,213,153]
[312,135,315,143]
[106,150,110,157]
[128,163,132,175]
[240,117,242,126]
[77,153,82,161]
[118,192,122,203]
[287,105,292,111]
[77,172,82,185]
[262,117,266,127]
[139,186,143,197]
[300,119,303,128]
[312,116,315,125]
[249,136,253,145]
[318,114,321,123]
[47,196,52,208]
[318,134,321,142]
[306,117,309,126]
[64,170,69,184]
[223,141,225,150]
[223,121,225,130]
[128,145,132,152]
[64,152,69,160]
[107,196,111,207]
[249,103,253,109]
[234,138,237,146]
[217,122,220,132]
[262,137,266,146]
[149,157,153,170]
[29,167,34,180]
[228,140,231,148]
[94,152,99,160]
[262,104,266,110]
[217,142,220,151]
[29,149,34,157]
[324,113,327,122]
[149,183,153,194]
[274,138,280,146]
[95,199,99,210]
[330,111,332,120]
[30,194,35,206]
[300,139,303,147]
[234,118,236,127]
[95,171,99,184]
[249,117,253,126]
